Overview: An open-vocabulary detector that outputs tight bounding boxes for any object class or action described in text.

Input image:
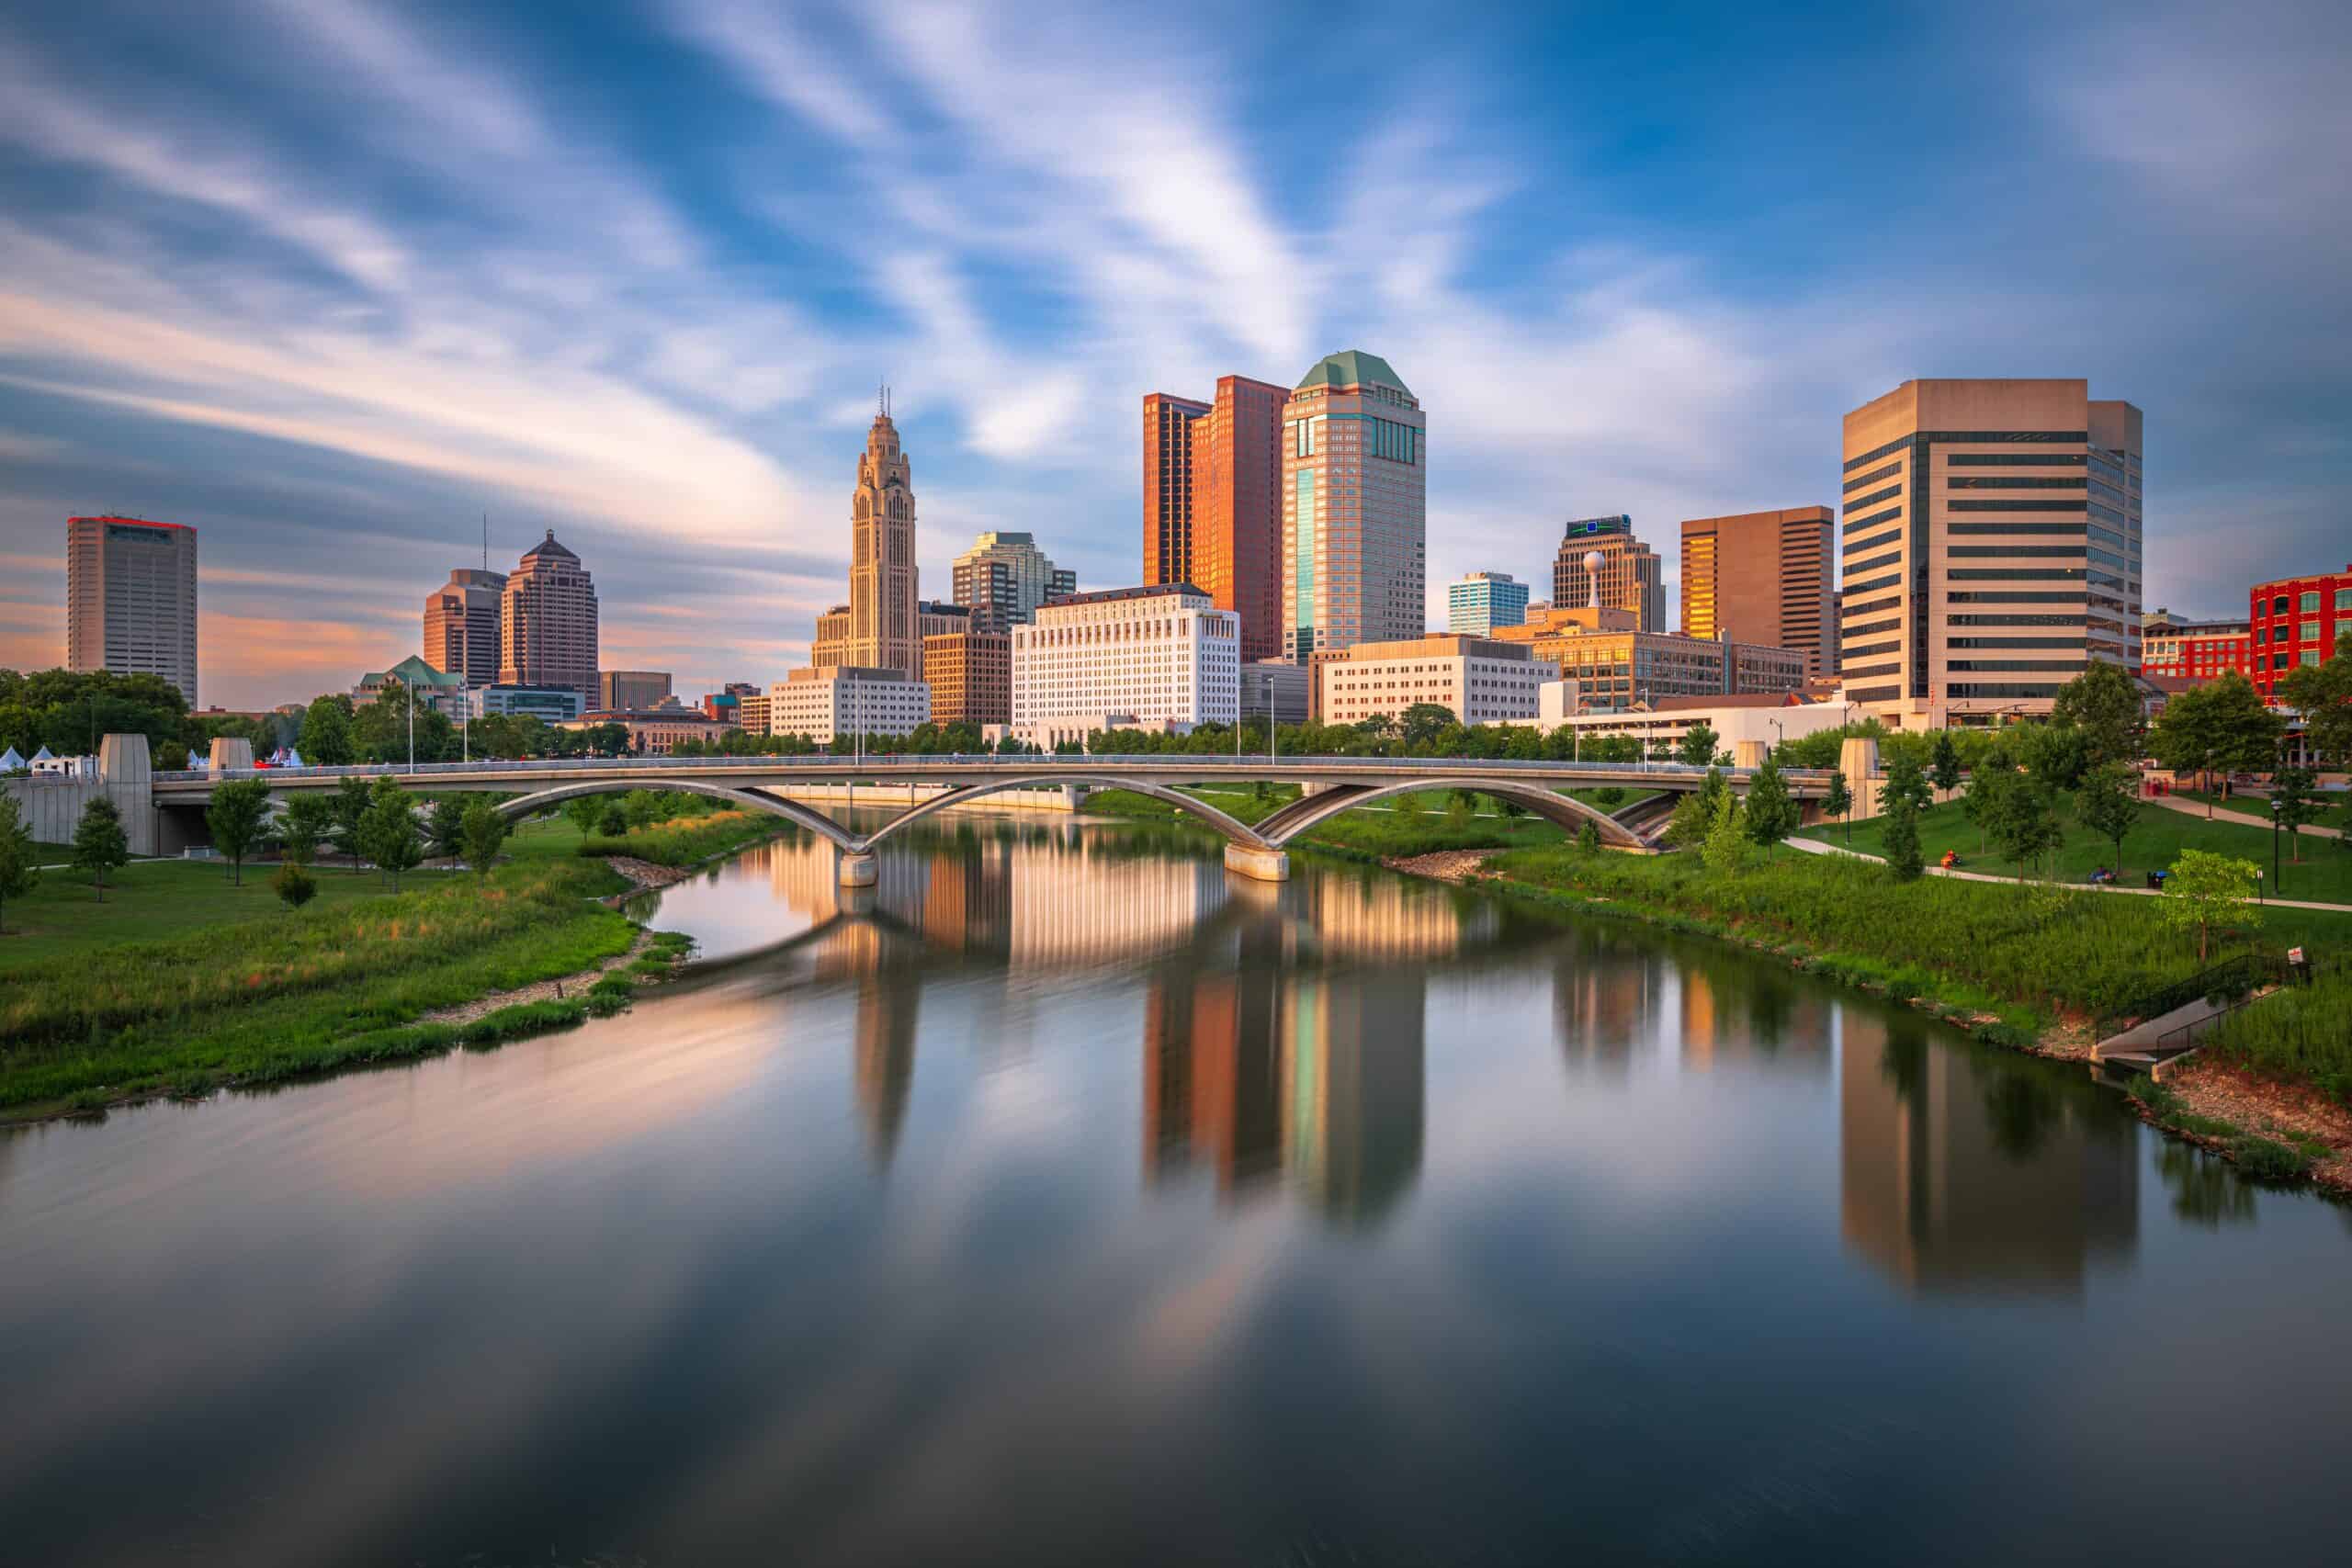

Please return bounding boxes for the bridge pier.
[1223,843,1289,883]
[1061,783,1090,811]
[837,850,877,888]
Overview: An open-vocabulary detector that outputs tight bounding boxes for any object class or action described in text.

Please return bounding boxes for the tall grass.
[577,809,786,867]
[2200,970,2352,1103]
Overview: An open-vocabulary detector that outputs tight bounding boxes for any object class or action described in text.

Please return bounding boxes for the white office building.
[769,666,931,745]
[1011,585,1239,749]
[1314,635,1555,728]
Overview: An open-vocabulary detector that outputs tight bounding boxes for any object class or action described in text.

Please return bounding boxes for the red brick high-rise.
[1143,376,1286,660]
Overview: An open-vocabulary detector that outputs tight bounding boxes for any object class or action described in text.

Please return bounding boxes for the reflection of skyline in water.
[1838,1010,2138,1297]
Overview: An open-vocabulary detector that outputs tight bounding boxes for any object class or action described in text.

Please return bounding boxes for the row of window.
[2259,588,2352,614]
[1947,476,2086,490]
[1845,572,1901,596]
[1842,461,1900,492]
[1948,569,2086,581]
[1844,431,2085,473]
[1844,484,1901,513]
[1844,505,1901,536]
[1947,453,2087,467]
[1948,499,2089,513]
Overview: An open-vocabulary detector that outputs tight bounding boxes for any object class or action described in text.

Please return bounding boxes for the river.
[1,817,2346,1565]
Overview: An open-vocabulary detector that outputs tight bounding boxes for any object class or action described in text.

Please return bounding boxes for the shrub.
[272,862,317,912]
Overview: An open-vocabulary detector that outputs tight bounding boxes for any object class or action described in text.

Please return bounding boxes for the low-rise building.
[597,670,673,711]
[922,628,1012,727]
[736,692,771,734]
[354,654,469,716]
[1447,571,1529,636]
[566,709,736,754]
[1489,607,1804,711]
[1313,635,1554,727]
[768,666,930,744]
[1542,693,1859,754]
[1240,660,1310,726]
[1010,584,1239,747]
[470,682,586,722]
[2140,609,2252,682]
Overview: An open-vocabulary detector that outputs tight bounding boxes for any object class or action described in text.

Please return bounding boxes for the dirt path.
[1385,849,1499,883]
[417,855,689,1027]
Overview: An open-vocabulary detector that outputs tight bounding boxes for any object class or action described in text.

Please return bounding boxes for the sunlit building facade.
[1281,351,1426,660]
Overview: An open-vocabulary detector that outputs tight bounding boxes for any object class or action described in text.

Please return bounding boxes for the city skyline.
[2,1,2347,708]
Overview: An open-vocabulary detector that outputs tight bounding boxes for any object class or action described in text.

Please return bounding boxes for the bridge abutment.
[837,850,878,888]
[1223,843,1289,883]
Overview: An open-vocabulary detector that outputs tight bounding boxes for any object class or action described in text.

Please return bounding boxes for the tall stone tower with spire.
[848,390,919,678]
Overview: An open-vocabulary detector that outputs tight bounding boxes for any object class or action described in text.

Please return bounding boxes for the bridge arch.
[1258,777,1648,850]
[496,779,857,849]
[860,774,1272,852]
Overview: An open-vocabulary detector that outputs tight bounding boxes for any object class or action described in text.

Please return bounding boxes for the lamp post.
[2273,796,2283,896]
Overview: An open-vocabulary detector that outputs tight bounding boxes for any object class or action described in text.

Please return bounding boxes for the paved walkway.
[2148,792,2344,839]
[1783,833,2352,913]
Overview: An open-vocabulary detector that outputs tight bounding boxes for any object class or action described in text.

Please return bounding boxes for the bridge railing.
[156,752,1832,784]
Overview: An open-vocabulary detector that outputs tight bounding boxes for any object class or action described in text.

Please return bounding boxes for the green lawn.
[1800,800,2352,904]
[0,857,458,971]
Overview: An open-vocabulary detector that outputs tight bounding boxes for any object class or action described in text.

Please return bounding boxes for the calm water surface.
[3,818,2347,1565]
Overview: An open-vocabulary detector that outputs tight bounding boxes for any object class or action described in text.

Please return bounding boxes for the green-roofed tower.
[1281,352,1427,660]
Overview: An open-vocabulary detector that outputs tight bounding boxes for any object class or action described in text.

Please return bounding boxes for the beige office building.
[768,666,930,745]
[1551,516,1666,631]
[499,530,599,696]
[1011,584,1239,746]
[1281,351,1426,660]
[1839,378,2143,727]
[848,405,921,679]
[66,514,199,706]
[1491,605,1806,712]
[1312,635,1553,727]
[1680,506,1835,676]
[423,567,506,688]
[922,629,1012,727]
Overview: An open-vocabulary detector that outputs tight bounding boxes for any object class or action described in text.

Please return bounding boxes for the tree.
[2051,660,2143,767]
[1988,776,2064,885]
[272,861,317,913]
[2152,672,2280,812]
[1930,731,1962,799]
[1880,753,1929,882]
[2075,761,2143,875]
[2271,765,2320,863]
[426,797,468,862]
[1742,755,1797,846]
[330,775,373,871]
[460,800,508,874]
[563,795,605,840]
[597,802,629,838]
[1577,819,1601,854]
[359,776,423,891]
[296,695,356,765]
[2159,849,2261,963]
[2017,720,2089,796]
[1824,768,1852,846]
[0,794,37,933]
[624,788,665,829]
[204,777,273,886]
[2277,631,2352,765]
[1701,792,1749,877]
[277,793,335,867]
[73,795,130,900]
[1676,722,1719,767]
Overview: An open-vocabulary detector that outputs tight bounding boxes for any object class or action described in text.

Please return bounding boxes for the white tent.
[283,747,305,768]
[28,746,55,764]
[0,746,22,772]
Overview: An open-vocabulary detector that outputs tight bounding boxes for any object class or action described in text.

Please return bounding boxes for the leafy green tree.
[2051,660,2143,767]
[624,788,665,829]
[1823,768,1852,845]
[277,793,334,867]
[1577,819,1601,854]
[0,794,38,933]
[2277,630,2352,765]
[73,795,130,900]
[2017,720,2090,795]
[297,694,356,765]
[563,795,605,840]
[1398,703,1454,749]
[2151,672,2280,811]
[1742,755,1797,846]
[360,777,423,891]
[1988,776,2064,885]
[2271,765,2320,864]
[1929,731,1962,799]
[1676,722,1719,767]
[330,775,373,871]
[1394,789,1425,821]
[2159,849,2261,962]
[1701,792,1749,877]
[426,797,468,861]
[1880,753,1929,882]
[205,777,274,886]
[1445,790,1475,827]
[1589,785,1625,809]
[272,861,317,913]
[597,802,629,838]
[0,667,189,761]
[460,800,508,874]
[2075,761,2143,875]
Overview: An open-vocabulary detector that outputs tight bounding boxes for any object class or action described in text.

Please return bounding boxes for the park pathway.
[1781,833,2352,913]
[2147,792,2343,839]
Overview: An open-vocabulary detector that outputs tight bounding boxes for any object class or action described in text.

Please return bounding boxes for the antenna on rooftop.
[481,511,489,571]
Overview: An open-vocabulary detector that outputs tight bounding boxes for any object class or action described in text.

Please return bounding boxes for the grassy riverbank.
[0,858,458,969]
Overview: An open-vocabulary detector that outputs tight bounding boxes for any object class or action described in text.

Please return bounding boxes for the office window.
[2301,591,2321,613]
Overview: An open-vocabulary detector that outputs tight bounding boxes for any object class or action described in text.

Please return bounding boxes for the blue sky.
[2,0,2346,707]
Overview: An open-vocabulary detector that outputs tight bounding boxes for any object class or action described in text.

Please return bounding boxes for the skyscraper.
[1839,379,2143,725]
[1281,351,1426,660]
[849,402,920,678]
[499,530,599,695]
[1679,507,1835,675]
[66,515,198,706]
[1550,516,1665,630]
[1446,571,1529,636]
[952,531,1076,633]
[1143,391,1210,588]
[422,567,506,688]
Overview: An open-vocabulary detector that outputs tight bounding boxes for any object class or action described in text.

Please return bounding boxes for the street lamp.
[2273,796,2283,896]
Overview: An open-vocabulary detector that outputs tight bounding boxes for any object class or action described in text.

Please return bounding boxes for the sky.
[1,0,2347,710]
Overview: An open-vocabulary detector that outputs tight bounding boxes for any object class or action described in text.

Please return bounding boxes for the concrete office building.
[1679,507,1834,676]
[1447,571,1530,636]
[1312,635,1553,728]
[1240,660,1310,726]
[422,567,506,689]
[1551,516,1666,631]
[922,629,1012,727]
[1492,607,1806,712]
[736,692,771,734]
[952,531,1076,633]
[1281,351,1426,660]
[598,671,673,711]
[470,682,585,722]
[499,531,599,696]
[2247,565,2351,696]
[1838,379,2143,727]
[810,604,852,669]
[65,515,199,706]
[1011,584,1239,748]
[2141,609,2252,682]
[566,709,735,754]
[1542,693,1861,755]
[848,402,921,679]
[1143,377,1288,659]
[768,666,930,745]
